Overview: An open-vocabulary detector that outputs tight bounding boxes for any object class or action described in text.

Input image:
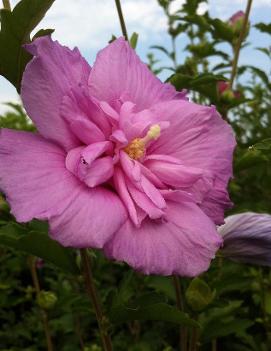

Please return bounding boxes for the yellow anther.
[124,124,161,160]
[146,124,161,140]
[124,138,145,160]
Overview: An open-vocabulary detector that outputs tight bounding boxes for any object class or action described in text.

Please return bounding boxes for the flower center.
[124,124,161,160]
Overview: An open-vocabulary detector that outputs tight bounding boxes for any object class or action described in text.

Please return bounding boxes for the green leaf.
[129,32,138,49]
[191,73,225,86]
[147,276,176,300]
[246,65,270,86]
[201,300,243,321]
[133,292,165,307]
[255,22,271,35]
[0,0,55,91]
[151,45,172,58]
[169,72,225,102]
[264,291,271,315]
[0,223,79,274]
[213,262,252,295]
[200,300,253,342]
[111,271,135,307]
[252,138,271,151]
[182,0,207,16]
[209,18,234,42]
[0,102,34,131]
[256,47,271,59]
[32,28,54,40]
[181,14,210,31]
[109,302,198,327]
[157,0,170,10]
[201,318,253,342]
[109,34,117,43]
[235,148,268,171]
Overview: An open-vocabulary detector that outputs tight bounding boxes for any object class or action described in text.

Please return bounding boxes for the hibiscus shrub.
[0,0,271,350]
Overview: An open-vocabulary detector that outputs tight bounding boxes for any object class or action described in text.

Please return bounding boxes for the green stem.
[172,276,187,351]
[189,327,199,351]
[229,0,253,89]
[28,256,54,351]
[171,37,177,70]
[2,0,11,10]
[114,0,128,41]
[258,269,271,344]
[80,249,113,351]
[70,278,85,350]
[74,313,85,350]
[212,339,217,351]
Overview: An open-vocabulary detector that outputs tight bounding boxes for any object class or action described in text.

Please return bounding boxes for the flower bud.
[25,285,34,300]
[221,89,235,103]
[83,345,102,351]
[219,212,271,266]
[36,258,44,269]
[229,11,245,26]
[185,278,215,311]
[228,11,249,38]
[217,81,229,95]
[217,81,241,103]
[37,290,57,310]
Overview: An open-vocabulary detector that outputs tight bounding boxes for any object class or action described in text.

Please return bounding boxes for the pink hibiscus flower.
[0,37,236,276]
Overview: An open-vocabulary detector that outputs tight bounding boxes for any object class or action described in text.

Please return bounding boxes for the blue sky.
[0,0,270,114]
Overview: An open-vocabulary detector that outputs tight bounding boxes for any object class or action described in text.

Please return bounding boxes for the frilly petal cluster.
[0,37,236,276]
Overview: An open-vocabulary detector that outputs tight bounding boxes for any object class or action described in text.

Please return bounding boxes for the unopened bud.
[36,258,44,269]
[37,290,57,310]
[25,285,34,300]
[229,11,245,27]
[185,278,215,311]
[228,11,249,38]
[84,345,102,351]
[217,81,229,95]
[217,81,241,103]
[221,89,235,103]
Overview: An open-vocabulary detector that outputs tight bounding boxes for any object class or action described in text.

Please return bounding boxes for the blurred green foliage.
[1,0,271,350]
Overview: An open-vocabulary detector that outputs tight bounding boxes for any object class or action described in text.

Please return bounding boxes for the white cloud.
[6,0,270,50]
[1,0,167,114]
[197,2,209,15]
[1,0,270,114]
[209,0,271,19]
[9,0,166,50]
[169,0,185,14]
[0,77,20,115]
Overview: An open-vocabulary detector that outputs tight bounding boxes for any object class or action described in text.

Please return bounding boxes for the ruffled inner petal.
[144,155,204,188]
[70,117,105,145]
[83,157,114,188]
[65,142,114,188]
